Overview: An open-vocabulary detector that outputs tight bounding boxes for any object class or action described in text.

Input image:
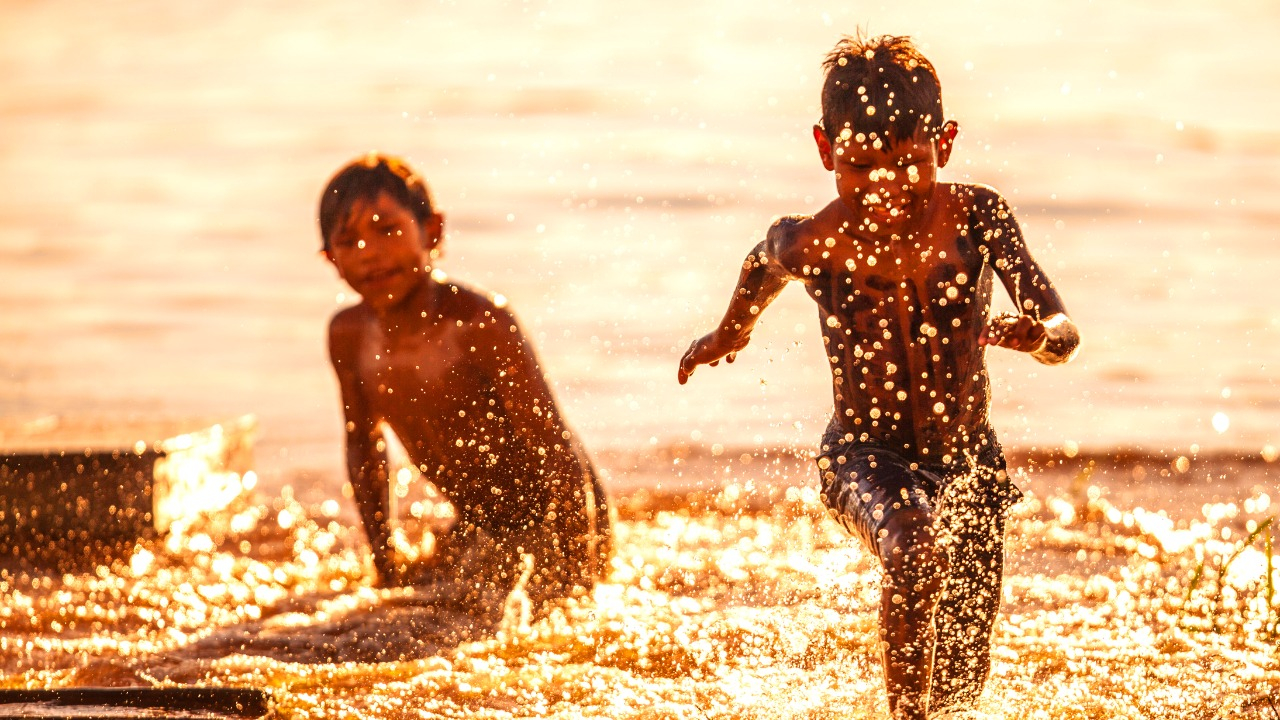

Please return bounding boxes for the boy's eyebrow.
[332,213,367,241]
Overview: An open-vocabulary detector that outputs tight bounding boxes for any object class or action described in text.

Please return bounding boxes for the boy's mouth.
[361,267,402,289]
[862,204,904,230]
[861,193,921,229]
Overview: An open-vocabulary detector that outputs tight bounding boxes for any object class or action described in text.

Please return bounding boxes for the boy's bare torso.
[771,181,1059,463]
[330,278,561,531]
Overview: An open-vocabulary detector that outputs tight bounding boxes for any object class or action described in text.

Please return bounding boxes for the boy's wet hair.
[820,33,944,146]
[319,153,435,252]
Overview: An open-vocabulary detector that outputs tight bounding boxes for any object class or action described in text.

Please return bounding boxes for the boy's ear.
[936,120,959,168]
[813,124,836,172]
[421,212,445,255]
[320,248,348,281]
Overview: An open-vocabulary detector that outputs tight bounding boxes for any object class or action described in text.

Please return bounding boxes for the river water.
[1,0,1278,716]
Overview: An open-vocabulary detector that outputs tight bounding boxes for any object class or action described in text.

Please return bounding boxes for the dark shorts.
[814,421,1022,557]
[814,422,1023,709]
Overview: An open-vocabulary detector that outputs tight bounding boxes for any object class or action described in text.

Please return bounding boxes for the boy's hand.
[979,312,1047,353]
[678,331,748,384]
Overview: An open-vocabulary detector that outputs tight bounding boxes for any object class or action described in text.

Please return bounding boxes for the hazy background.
[2,0,1278,486]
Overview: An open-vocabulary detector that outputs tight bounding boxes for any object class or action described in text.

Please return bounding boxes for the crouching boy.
[320,153,611,606]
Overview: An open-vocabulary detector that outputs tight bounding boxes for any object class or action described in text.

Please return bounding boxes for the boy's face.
[813,120,958,241]
[324,190,443,312]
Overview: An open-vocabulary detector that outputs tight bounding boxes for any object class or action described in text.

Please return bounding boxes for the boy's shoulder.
[764,213,811,241]
[430,274,517,326]
[760,213,818,269]
[326,276,516,348]
[941,181,1009,215]
[328,302,373,343]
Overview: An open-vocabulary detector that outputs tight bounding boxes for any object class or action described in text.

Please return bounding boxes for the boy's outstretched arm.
[329,314,396,585]
[678,220,800,384]
[971,186,1081,365]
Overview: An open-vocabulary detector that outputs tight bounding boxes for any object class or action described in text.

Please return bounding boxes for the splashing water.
[0,454,1276,719]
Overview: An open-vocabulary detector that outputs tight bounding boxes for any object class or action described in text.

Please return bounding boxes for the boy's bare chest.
[803,221,986,325]
[354,323,480,407]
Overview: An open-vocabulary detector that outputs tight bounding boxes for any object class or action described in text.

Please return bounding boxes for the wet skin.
[680,125,1079,719]
[326,191,608,588]
[679,123,1079,443]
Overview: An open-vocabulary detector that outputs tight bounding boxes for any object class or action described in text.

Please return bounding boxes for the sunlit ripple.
[0,473,1276,719]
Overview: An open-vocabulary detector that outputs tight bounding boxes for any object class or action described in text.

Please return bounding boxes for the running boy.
[678,35,1079,719]
[320,153,610,604]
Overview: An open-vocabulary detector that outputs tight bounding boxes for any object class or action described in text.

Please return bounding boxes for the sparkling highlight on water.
[1,461,1276,719]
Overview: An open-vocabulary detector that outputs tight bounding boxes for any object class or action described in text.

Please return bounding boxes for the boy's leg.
[929,458,1018,713]
[818,443,947,720]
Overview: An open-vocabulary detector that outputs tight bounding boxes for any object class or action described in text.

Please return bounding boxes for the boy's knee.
[878,509,946,596]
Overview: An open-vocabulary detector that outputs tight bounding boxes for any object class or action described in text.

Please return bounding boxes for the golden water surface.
[1,457,1277,719]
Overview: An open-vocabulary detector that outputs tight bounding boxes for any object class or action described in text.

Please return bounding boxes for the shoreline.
[2,412,1273,528]
[267,441,1277,527]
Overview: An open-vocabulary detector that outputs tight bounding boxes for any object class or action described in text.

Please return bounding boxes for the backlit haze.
[2,0,1277,480]
[1,1,1278,718]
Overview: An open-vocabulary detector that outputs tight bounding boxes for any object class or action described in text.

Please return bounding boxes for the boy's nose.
[867,169,896,192]
[873,173,913,203]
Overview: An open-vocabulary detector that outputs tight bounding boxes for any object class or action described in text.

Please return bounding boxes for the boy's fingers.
[678,338,713,383]
[982,313,1019,348]
[677,345,696,383]
[1009,316,1040,350]
[677,361,694,384]
[984,319,1005,344]
[678,334,741,382]
[984,314,1047,352]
